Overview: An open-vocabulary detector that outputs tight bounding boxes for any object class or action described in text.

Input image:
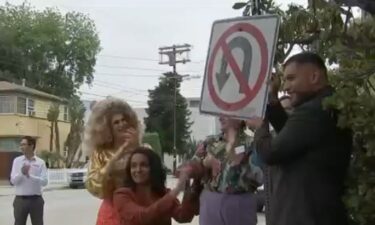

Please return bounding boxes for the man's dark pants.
[13,196,44,225]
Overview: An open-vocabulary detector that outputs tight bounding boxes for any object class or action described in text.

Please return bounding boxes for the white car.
[67,167,88,189]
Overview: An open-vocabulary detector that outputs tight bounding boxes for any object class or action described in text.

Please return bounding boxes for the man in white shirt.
[10,136,48,225]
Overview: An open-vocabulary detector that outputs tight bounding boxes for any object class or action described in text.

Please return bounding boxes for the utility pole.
[251,0,261,15]
[307,0,319,52]
[235,0,262,16]
[158,44,191,173]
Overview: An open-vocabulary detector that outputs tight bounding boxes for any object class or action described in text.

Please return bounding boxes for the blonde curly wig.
[83,97,141,155]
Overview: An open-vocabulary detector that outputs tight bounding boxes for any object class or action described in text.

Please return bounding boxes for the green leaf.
[232,1,375,224]
[232,2,248,10]
[0,3,101,98]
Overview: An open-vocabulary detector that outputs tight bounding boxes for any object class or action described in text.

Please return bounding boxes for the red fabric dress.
[113,187,199,225]
[96,199,120,225]
[86,150,126,225]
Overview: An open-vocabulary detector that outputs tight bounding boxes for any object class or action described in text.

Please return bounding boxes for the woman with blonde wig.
[84,97,141,225]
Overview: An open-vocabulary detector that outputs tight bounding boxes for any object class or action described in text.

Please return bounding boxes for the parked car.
[67,165,88,189]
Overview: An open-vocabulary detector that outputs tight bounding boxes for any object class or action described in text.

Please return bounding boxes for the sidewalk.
[0,184,68,197]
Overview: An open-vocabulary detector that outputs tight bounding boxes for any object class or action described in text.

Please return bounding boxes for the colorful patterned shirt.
[194,131,263,194]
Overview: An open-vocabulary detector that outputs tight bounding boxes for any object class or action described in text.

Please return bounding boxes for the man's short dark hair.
[22,136,36,150]
[283,52,327,76]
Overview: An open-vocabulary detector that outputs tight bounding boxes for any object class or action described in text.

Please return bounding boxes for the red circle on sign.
[207,22,269,111]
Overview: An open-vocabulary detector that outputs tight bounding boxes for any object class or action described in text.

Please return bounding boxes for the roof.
[0,81,63,102]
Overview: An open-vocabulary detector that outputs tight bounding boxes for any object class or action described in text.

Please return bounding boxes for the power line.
[92,80,151,99]
[93,83,149,97]
[0,57,202,74]
[96,64,200,74]
[94,79,150,93]
[99,54,205,64]
[95,72,203,80]
[99,54,158,62]
[79,91,107,98]
[95,72,161,78]
[96,64,167,72]
[79,91,147,104]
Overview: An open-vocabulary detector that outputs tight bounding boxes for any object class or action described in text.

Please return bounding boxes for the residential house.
[0,81,71,182]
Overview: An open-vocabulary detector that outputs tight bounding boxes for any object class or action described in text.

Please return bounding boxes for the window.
[15,97,34,115]
[17,97,27,114]
[1,97,36,115]
[189,100,200,108]
[0,137,21,152]
[27,98,35,116]
[0,96,16,113]
[63,106,69,121]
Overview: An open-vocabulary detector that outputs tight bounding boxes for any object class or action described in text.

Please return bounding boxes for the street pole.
[159,44,191,173]
[252,0,261,16]
[172,47,177,174]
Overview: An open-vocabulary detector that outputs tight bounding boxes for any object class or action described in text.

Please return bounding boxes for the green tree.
[0,3,101,98]
[38,150,64,169]
[145,72,192,160]
[323,15,375,225]
[142,132,163,157]
[183,137,200,161]
[64,96,86,168]
[233,1,375,224]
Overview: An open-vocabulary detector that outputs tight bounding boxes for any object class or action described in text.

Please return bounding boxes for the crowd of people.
[9,52,352,225]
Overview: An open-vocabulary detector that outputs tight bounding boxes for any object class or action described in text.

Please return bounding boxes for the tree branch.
[284,43,295,60]
[367,79,375,94]
[343,7,352,34]
[278,32,320,46]
[335,0,375,15]
[340,65,375,80]
[340,34,375,49]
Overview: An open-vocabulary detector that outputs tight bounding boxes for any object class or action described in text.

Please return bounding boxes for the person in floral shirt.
[183,116,263,225]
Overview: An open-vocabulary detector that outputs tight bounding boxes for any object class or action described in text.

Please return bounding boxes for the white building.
[82,100,92,124]
[133,107,148,131]
[185,97,220,141]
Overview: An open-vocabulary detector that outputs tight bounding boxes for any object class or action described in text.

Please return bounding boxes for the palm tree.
[47,104,60,152]
[184,137,200,161]
[64,97,85,168]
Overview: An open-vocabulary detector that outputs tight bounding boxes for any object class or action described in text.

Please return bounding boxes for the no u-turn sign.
[200,15,280,119]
